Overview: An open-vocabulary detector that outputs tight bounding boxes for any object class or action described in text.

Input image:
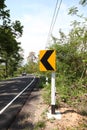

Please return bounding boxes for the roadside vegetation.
[39,1,87,129]
[41,0,87,112]
[0,0,24,79]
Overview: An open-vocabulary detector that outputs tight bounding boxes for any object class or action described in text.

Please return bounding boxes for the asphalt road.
[0,76,39,130]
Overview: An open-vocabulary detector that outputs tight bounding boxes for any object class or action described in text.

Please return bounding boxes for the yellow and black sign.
[39,50,56,71]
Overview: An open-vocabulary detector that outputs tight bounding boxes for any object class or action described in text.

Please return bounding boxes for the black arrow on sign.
[40,50,54,70]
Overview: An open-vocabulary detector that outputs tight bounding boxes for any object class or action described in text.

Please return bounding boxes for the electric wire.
[50,0,62,34]
[46,0,62,47]
[47,0,59,42]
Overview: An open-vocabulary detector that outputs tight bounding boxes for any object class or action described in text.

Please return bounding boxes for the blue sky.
[5,0,87,62]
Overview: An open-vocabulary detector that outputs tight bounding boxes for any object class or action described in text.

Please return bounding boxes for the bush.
[34,121,46,130]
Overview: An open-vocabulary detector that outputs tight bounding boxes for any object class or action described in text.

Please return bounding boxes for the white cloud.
[19,14,49,62]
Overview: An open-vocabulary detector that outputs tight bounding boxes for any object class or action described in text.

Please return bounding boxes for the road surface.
[0,76,39,129]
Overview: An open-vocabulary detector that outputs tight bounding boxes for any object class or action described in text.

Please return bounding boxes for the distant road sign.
[40,50,56,71]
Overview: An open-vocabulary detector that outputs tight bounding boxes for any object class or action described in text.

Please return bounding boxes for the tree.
[50,16,87,80]
[80,0,87,5]
[26,52,38,73]
[0,0,24,78]
[67,0,87,79]
[0,0,6,10]
[68,0,87,17]
[27,52,37,63]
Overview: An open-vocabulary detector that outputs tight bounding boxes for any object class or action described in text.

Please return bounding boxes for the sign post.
[40,50,56,114]
[51,72,56,114]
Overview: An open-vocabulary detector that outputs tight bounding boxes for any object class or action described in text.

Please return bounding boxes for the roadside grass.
[18,113,30,126]
[34,120,46,130]
[42,75,87,129]
[42,75,87,108]
[42,83,51,105]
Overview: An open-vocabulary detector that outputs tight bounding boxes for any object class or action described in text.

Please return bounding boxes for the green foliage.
[34,121,46,130]
[79,0,87,5]
[0,64,5,79]
[0,0,6,9]
[43,3,87,112]
[0,0,24,78]
[38,75,46,88]
[42,83,51,104]
[51,17,87,80]
[68,6,78,15]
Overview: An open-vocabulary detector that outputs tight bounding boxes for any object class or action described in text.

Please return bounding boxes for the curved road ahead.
[0,76,39,129]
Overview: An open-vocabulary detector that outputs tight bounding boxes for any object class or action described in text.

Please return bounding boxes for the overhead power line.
[48,0,59,37]
[46,0,62,47]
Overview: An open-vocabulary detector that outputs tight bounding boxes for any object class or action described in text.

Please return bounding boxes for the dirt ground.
[9,87,87,130]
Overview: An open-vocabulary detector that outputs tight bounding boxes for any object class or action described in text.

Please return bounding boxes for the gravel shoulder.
[9,87,87,130]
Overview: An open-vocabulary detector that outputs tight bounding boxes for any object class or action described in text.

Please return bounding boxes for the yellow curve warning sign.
[39,50,56,71]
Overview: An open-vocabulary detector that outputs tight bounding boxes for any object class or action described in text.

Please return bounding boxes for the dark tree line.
[0,0,24,78]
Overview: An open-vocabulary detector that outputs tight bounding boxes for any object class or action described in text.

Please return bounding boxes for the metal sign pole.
[51,72,56,114]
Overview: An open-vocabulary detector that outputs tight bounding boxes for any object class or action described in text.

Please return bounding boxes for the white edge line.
[0,76,35,115]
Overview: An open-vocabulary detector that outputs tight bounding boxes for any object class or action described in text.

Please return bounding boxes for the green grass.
[34,121,46,130]
[40,74,87,130]
[42,83,51,105]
